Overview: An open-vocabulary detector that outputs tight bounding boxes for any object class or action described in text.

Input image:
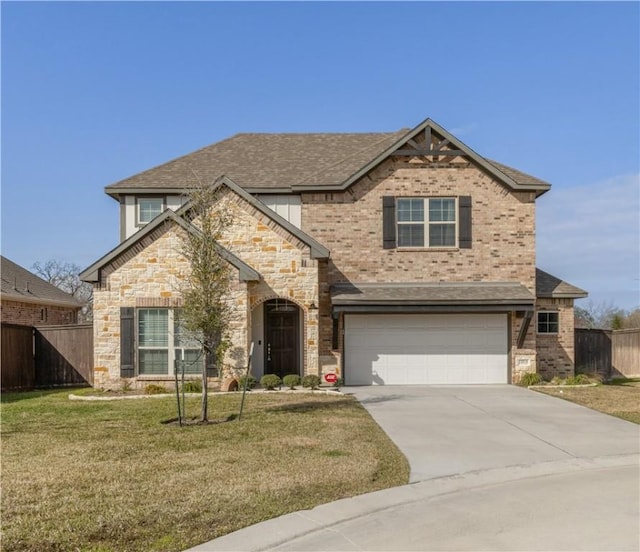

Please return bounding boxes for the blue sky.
[2,1,639,309]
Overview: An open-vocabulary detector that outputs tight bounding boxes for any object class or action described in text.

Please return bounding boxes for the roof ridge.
[230,131,403,137]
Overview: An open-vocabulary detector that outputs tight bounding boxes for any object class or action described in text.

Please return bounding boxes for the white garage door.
[344,314,508,385]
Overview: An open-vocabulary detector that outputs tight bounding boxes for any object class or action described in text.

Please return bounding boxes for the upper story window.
[383,195,471,250]
[123,195,186,240]
[397,198,457,248]
[137,197,164,226]
[537,311,559,334]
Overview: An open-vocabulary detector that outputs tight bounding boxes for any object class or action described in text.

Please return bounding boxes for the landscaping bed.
[1,388,409,552]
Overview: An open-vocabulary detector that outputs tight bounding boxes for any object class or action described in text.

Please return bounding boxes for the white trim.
[136,196,165,227]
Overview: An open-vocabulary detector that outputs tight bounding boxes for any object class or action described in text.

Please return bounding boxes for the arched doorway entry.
[263,298,301,378]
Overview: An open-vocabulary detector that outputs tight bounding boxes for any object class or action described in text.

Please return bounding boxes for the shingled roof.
[105,119,552,197]
[536,268,588,299]
[1,256,82,308]
[106,131,408,195]
[331,281,535,306]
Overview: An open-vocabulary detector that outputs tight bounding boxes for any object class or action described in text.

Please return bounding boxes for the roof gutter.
[1,293,82,309]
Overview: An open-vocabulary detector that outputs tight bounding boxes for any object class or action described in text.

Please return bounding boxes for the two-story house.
[80,117,586,389]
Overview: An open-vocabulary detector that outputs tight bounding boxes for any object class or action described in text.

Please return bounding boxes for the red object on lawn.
[324,373,338,383]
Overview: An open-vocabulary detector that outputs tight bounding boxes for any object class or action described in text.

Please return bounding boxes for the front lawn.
[1,389,409,552]
[534,379,640,424]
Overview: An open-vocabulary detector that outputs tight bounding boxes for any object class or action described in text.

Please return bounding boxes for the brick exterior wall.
[535,298,576,379]
[1,299,78,326]
[92,154,576,385]
[301,157,541,379]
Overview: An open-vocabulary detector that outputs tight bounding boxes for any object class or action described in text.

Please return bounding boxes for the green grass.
[1,389,409,552]
[535,380,640,424]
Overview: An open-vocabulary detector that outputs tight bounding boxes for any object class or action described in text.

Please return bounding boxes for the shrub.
[333,377,344,390]
[519,372,542,387]
[566,374,590,385]
[182,380,202,393]
[283,374,301,390]
[237,375,257,390]
[144,384,168,395]
[260,374,282,390]
[586,373,605,384]
[302,374,321,390]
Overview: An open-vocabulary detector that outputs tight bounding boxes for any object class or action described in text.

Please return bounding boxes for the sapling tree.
[179,181,233,422]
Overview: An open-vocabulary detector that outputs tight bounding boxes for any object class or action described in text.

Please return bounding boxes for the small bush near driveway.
[1,388,408,552]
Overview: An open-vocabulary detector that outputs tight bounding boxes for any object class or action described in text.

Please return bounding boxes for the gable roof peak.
[177,175,330,260]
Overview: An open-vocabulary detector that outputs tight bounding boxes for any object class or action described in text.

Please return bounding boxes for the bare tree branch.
[32,260,93,322]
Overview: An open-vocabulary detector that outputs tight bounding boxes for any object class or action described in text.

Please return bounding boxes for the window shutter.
[120,307,135,378]
[458,196,472,249]
[382,196,396,249]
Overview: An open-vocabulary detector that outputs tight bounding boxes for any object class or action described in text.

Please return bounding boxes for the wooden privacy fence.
[1,323,93,391]
[1,324,35,391]
[612,328,640,378]
[575,327,640,379]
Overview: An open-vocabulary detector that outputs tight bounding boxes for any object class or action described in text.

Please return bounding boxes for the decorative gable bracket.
[393,126,466,160]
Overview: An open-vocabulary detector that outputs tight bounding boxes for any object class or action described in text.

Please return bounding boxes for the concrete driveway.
[188,385,639,551]
[351,385,639,482]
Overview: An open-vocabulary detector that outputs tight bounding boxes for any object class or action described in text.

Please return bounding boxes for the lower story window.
[537,311,559,334]
[138,308,203,375]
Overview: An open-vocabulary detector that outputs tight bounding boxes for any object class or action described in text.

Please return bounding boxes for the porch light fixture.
[309,302,318,310]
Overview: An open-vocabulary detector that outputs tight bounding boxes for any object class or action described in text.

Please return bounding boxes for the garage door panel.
[345,314,508,385]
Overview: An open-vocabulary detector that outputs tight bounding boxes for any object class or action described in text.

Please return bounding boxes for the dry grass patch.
[535,382,640,424]
[1,389,408,552]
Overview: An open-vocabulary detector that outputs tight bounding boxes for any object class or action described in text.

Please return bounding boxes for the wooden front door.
[265,300,300,378]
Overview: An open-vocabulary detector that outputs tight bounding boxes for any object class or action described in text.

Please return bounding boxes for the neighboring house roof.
[536,268,588,299]
[104,118,551,197]
[80,209,261,284]
[1,256,82,308]
[331,281,535,314]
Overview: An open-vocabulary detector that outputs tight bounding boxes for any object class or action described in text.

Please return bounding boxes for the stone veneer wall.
[535,298,576,379]
[93,223,248,390]
[301,157,538,375]
[92,189,320,389]
[1,299,78,326]
[216,191,320,377]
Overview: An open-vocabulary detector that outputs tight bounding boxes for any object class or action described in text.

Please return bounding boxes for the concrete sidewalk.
[187,386,639,552]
